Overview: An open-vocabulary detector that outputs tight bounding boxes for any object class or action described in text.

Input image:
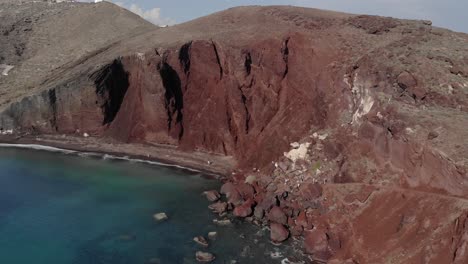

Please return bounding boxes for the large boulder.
[233,198,255,218]
[304,229,331,261]
[208,202,227,214]
[270,223,289,243]
[203,190,221,202]
[268,206,288,225]
[237,183,255,199]
[195,251,215,262]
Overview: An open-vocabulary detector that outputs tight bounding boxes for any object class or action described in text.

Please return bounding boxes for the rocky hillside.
[1,2,468,263]
[0,0,155,111]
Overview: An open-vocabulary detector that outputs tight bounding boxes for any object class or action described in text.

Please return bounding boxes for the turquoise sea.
[0,147,301,264]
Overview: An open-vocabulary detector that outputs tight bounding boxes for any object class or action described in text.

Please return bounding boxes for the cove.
[0,148,301,264]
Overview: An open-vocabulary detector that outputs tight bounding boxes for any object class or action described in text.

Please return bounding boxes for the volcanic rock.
[233,199,255,218]
[304,229,330,261]
[220,182,237,195]
[194,236,209,247]
[208,202,227,214]
[203,190,221,202]
[153,212,168,222]
[253,206,265,219]
[213,219,231,226]
[270,223,289,243]
[236,183,255,200]
[295,211,308,228]
[195,251,215,262]
[208,231,217,240]
[268,206,288,225]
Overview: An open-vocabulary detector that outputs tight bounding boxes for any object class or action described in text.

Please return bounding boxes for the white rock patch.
[0,129,13,135]
[136,52,145,61]
[0,64,14,76]
[284,142,310,162]
[347,73,374,125]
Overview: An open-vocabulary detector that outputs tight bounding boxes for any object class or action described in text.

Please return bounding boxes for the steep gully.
[1,34,468,263]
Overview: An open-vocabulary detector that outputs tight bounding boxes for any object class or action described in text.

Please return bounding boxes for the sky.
[83,0,468,33]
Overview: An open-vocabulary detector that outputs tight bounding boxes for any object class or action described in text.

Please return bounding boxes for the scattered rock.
[220,182,237,195]
[295,211,308,228]
[153,212,168,222]
[291,225,304,237]
[254,206,265,219]
[213,218,232,226]
[257,195,278,211]
[237,183,255,199]
[208,202,227,214]
[203,190,221,202]
[277,162,289,171]
[208,231,217,240]
[196,251,215,262]
[290,142,301,148]
[397,71,417,90]
[422,20,432,26]
[227,191,244,206]
[220,183,244,205]
[194,236,209,247]
[233,199,255,218]
[428,130,439,140]
[268,206,288,225]
[270,223,289,243]
[245,175,257,184]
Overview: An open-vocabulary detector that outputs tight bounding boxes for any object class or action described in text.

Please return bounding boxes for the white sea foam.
[281,258,305,264]
[0,143,218,176]
[0,143,77,154]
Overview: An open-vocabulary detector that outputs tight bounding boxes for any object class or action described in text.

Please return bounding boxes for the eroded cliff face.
[104,35,343,169]
[1,5,468,263]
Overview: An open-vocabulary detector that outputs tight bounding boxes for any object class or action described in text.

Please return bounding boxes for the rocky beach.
[0,147,308,263]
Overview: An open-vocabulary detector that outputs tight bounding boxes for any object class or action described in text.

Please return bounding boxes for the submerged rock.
[213,218,232,226]
[153,212,168,222]
[196,251,215,262]
[194,236,209,247]
[203,190,221,202]
[208,231,217,240]
[208,202,227,214]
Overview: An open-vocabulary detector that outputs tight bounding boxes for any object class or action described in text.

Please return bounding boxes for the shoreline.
[0,143,219,178]
[0,134,235,179]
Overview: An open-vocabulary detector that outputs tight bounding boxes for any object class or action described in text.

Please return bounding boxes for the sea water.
[0,148,303,264]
